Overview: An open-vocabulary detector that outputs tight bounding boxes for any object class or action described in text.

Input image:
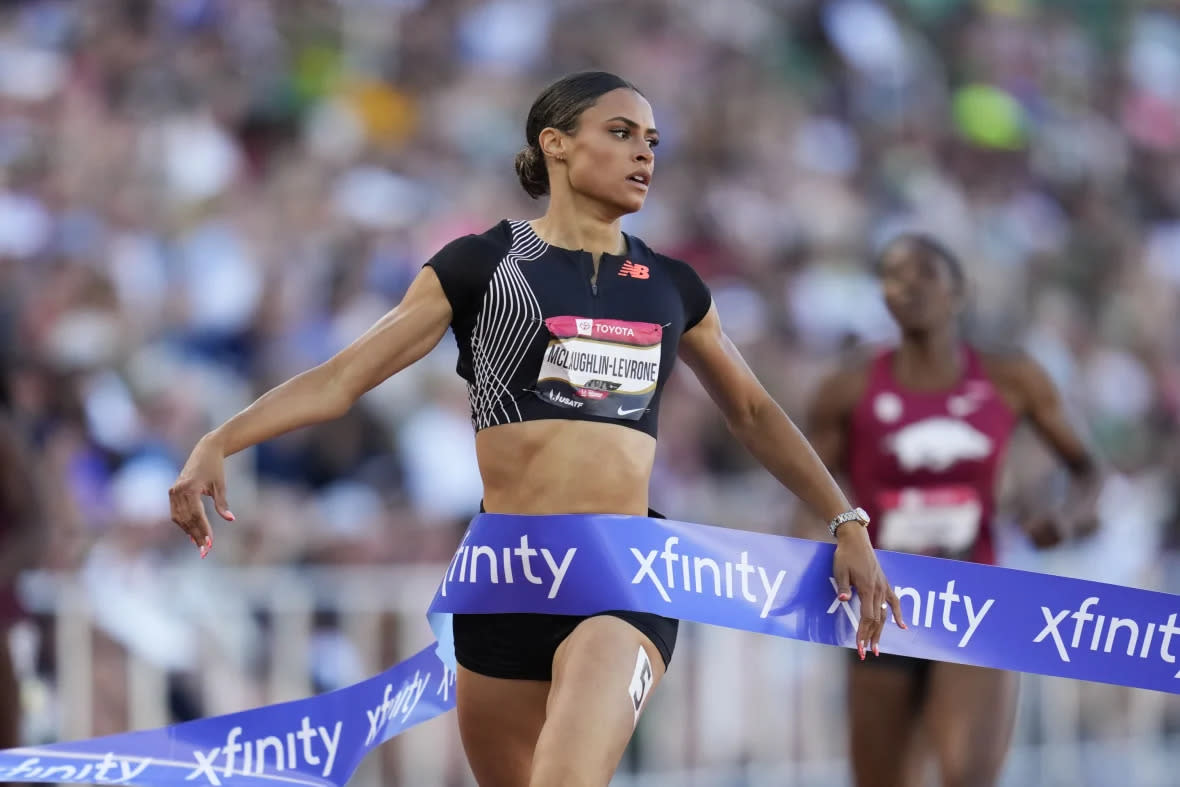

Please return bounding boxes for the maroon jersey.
[848,347,1017,565]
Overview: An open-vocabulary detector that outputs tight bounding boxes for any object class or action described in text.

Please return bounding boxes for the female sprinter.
[169,72,903,787]
[806,234,1101,787]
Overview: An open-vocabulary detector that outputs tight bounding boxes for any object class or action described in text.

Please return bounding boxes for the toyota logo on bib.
[576,318,594,337]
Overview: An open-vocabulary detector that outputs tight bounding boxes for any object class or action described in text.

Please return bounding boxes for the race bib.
[535,316,662,420]
[876,486,983,554]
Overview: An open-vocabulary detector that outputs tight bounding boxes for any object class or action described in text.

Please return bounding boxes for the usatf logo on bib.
[536,316,662,420]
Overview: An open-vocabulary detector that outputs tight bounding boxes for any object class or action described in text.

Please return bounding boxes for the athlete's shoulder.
[432,220,515,262]
[626,235,712,329]
[812,343,884,410]
[627,234,692,273]
[973,344,1057,411]
[973,343,1042,382]
[837,342,889,380]
[423,221,516,316]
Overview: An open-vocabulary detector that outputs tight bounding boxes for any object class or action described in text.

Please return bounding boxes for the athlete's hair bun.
[515,146,549,199]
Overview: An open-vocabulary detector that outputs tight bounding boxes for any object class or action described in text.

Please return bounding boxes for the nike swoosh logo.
[617,407,645,416]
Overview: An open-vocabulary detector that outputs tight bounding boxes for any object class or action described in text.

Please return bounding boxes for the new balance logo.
[619,261,650,279]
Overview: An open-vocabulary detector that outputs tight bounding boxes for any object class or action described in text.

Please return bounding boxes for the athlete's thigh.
[455,666,550,787]
[530,615,666,787]
[925,662,1019,787]
[848,654,930,787]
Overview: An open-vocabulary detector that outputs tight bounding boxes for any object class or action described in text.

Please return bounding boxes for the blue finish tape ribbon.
[2,513,1176,785]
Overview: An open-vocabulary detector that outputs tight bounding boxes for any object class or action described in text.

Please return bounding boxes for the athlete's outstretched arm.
[679,304,905,655]
[169,267,453,552]
[1007,354,1104,545]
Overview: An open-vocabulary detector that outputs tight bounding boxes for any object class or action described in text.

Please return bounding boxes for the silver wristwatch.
[828,507,870,538]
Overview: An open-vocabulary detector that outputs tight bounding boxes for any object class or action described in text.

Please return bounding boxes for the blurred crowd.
[0,0,1178,758]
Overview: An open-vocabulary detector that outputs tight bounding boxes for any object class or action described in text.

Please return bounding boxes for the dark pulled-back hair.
[514,71,642,199]
[875,232,965,293]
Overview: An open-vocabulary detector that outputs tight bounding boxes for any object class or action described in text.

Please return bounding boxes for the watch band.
[828,507,870,538]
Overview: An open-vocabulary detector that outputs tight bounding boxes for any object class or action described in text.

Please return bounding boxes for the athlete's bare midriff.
[476,419,656,515]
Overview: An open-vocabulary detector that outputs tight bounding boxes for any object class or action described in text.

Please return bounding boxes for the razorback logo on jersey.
[886,417,994,472]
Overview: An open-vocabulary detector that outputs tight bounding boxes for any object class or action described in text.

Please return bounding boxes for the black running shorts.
[453,508,679,681]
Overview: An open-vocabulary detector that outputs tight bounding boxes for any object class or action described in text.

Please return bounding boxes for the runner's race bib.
[877,485,983,554]
[535,316,662,420]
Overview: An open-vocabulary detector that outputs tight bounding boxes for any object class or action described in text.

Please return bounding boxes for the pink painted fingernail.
[205,536,212,548]
[873,644,880,657]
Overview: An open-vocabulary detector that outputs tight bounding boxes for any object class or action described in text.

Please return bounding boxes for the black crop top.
[424,219,712,437]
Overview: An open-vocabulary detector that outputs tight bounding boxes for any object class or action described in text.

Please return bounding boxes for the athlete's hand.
[169,434,235,558]
[1024,510,1099,549]
[1023,513,1065,549]
[833,526,906,659]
